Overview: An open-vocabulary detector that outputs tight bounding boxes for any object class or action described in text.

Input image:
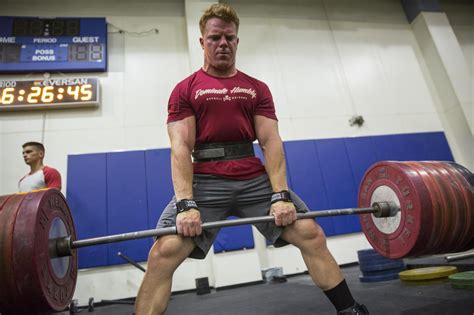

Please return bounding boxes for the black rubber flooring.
[64,262,474,315]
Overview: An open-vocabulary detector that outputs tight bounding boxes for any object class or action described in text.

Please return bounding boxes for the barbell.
[0,160,472,314]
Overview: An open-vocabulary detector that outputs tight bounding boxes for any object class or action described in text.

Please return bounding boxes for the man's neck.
[202,65,237,78]
[29,161,44,174]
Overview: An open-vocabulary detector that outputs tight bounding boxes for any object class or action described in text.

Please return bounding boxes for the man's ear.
[199,37,204,49]
[39,151,45,158]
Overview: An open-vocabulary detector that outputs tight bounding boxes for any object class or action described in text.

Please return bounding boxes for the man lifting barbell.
[134,3,368,314]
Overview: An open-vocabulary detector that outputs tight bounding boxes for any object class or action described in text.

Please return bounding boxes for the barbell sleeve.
[53,201,398,258]
[444,250,474,262]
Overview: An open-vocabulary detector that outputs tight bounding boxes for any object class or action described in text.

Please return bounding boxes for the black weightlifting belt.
[192,141,255,162]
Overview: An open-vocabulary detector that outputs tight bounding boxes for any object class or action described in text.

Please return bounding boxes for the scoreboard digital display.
[12,18,82,37]
[0,77,100,111]
[0,16,107,73]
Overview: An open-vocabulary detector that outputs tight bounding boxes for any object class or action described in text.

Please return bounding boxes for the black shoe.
[337,302,369,315]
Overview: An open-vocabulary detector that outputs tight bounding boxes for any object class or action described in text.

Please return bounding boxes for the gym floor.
[61,257,474,315]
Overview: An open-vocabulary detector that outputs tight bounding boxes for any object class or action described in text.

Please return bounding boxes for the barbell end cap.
[372,201,399,218]
[54,236,73,258]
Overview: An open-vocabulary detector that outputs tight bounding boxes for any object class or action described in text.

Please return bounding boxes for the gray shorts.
[156,174,309,259]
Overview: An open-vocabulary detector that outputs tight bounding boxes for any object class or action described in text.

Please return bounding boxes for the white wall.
[410,6,473,169]
[1,0,472,305]
[231,0,445,142]
[442,0,474,149]
[442,0,474,74]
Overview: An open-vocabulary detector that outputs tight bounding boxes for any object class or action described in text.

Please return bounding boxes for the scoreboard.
[0,16,107,73]
[0,77,100,111]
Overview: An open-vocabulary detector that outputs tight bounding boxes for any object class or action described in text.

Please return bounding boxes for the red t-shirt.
[167,69,277,179]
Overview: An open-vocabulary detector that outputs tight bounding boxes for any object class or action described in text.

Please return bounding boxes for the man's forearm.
[171,143,194,200]
[262,137,289,192]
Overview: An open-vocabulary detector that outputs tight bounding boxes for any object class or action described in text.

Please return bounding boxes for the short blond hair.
[199,3,240,34]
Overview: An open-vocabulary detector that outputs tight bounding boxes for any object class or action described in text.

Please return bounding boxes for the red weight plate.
[446,162,474,188]
[402,162,443,256]
[12,189,78,313]
[418,162,461,254]
[358,161,432,258]
[414,162,455,254]
[439,162,474,251]
[0,193,14,210]
[424,162,473,253]
[0,193,27,314]
[445,162,474,250]
[409,162,451,254]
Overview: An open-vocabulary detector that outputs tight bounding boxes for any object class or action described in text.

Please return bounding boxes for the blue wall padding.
[145,149,174,247]
[284,140,335,236]
[67,131,454,267]
[106,151,150,265]
[344,137,379,190]
[253,143,264,162]
[213,216,255,253]
[416,132,453,161]
[315,138,361,234]
[373,132,454,162]
[67,153,108,268]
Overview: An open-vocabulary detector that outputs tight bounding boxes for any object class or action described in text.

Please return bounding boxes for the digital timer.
[0,77,99,111]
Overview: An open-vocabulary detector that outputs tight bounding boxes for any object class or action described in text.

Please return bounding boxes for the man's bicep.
[167,115,196,150]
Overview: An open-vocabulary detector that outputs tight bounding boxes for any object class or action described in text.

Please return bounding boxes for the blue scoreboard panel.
[0,16,107,73]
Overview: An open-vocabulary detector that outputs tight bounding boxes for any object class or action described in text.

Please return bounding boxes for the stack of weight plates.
[358,161,474,259]
[448,271,474,290]
[358,249,405,282]
[399,266,458,284]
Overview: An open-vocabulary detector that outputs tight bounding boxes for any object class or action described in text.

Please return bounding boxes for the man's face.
[22,146,43,165]
[200,18,239,72]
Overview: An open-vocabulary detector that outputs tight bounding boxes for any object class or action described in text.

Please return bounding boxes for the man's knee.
[148,236,192,268]
[290,219,327,250]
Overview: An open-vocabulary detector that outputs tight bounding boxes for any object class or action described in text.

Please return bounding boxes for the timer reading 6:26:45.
[0,77,99,111]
